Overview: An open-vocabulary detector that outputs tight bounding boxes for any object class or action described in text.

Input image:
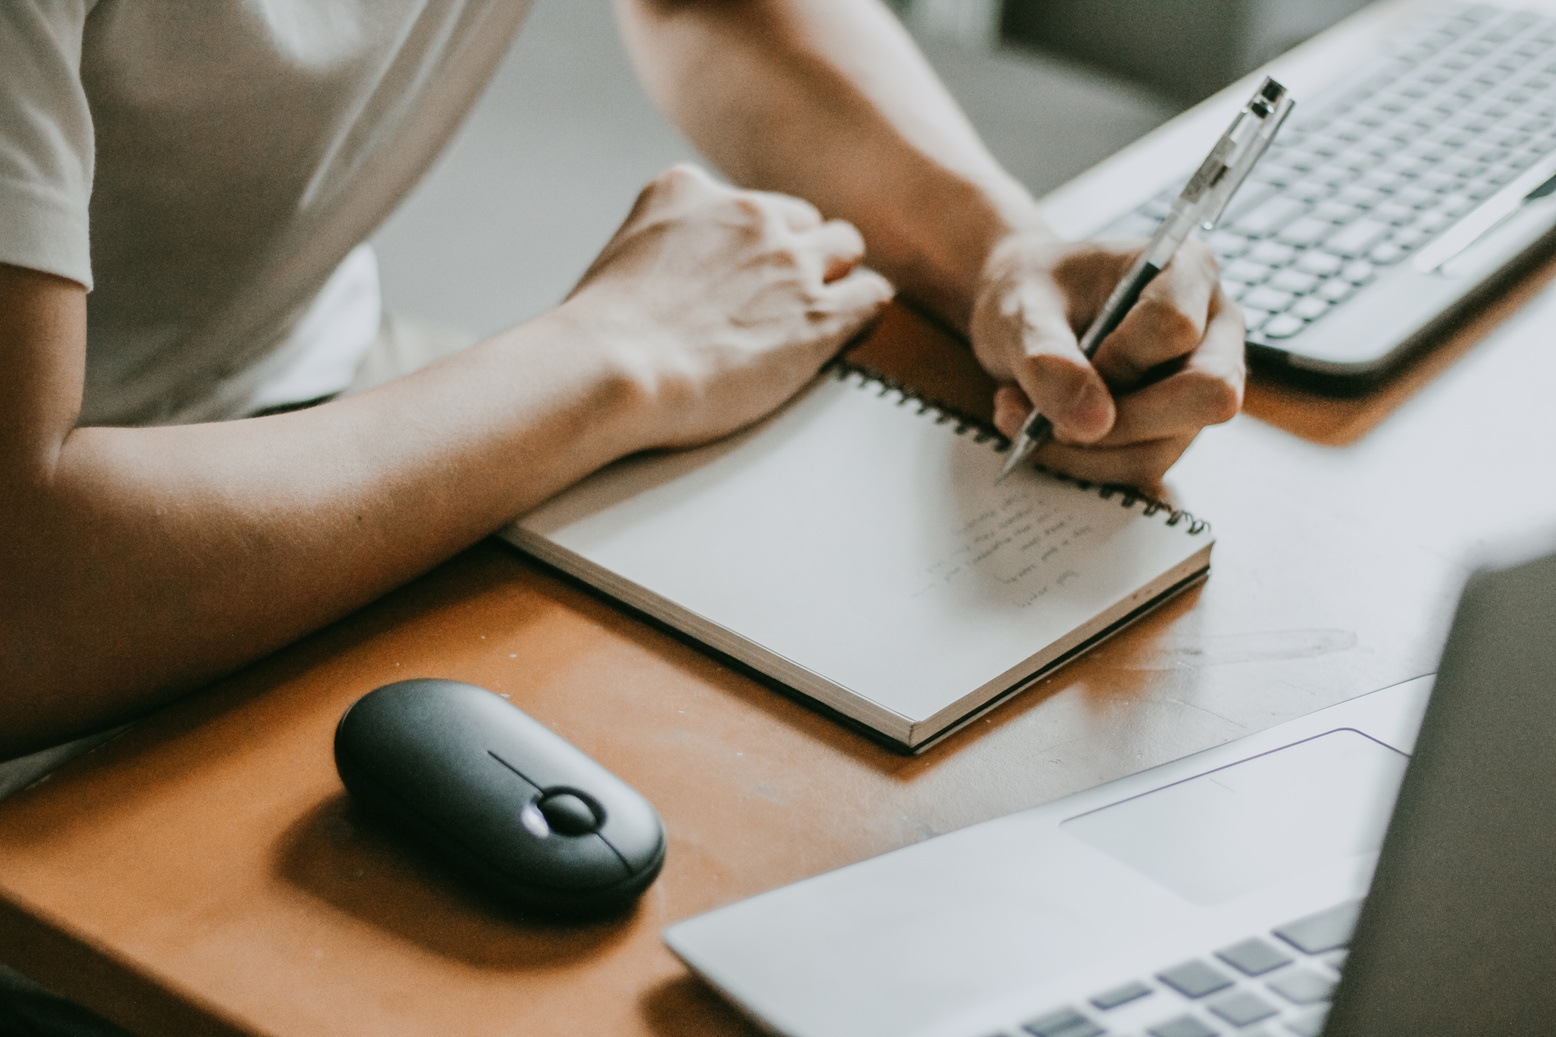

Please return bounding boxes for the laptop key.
[1090,980,1153,1011]
[1262,315,1306,339]
[1157,960,1235,999]
[1267,968,1338,1006]
[1284,1006,1330,1037]
[1207,989,1280,1027]
[1148,1016,1219,1037]
[1273,901,1362,954]
[1021,1006,1103,1037]
[1216,937,1294,977]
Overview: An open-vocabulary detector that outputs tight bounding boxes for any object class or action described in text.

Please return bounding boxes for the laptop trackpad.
[1061,729,1408,905]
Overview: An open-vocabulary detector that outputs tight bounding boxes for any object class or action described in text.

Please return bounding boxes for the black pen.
[997,76,1295,482]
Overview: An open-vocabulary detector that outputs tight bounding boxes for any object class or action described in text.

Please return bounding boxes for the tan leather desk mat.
[3,285,1556,1037]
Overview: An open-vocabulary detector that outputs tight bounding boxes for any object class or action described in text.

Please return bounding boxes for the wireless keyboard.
[1102,3,1556,390]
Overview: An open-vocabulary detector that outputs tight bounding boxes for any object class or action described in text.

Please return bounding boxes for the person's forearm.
[617,0,1050,327]
[1,305,645,758]
[1,167,889,758]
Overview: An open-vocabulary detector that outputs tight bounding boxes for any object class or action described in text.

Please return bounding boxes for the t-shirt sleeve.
[0,0,94,289]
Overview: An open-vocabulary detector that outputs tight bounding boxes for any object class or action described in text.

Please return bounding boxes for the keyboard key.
[1319,949,1348,972]
[1022,1006,1102,1037]
[1262,314,1306,339]
[1206,230,1251,258]
[1369,242,1407,264]
[1373,200,1419,224]
[1240,307,1273,332]
[1295,250,1344,275]
[1242,286,1296,313]
[1312,200,1363,224]
[1269,269,1319,294]
[1208,990,1280,1027]
[1091,980,1152,1011]
[1267,969,1338,1006]
[1223,259,1272,285]
[1233,196,1305,236]
[1440,192,1477,216]
[1334,183,1384,208]
[1318,279,1356,302]
[1216,937,1295,976]
[1158,960,1235,999]
[1274,901,1362,954]
[1248,241,1296,266]
[1284,1006,1330,1037]
[1340,260,1376,284]
[1277,218,1332,247]
[1224,181,1278,218]
[1148,1016,1219,1037]
[1291,296,1332,321]
[1326,219,1391,257]
[1285,179,1332,202]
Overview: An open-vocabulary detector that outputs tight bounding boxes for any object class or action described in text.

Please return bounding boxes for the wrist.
[526,298,665,462]
[896,182,1058,333]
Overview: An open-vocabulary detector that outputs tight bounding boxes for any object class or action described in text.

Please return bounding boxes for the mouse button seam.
[598,820,664,873]
[596,832,634,874]
[487,749,543,792]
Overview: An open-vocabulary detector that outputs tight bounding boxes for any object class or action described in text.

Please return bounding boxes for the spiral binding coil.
[829,360,1209,536]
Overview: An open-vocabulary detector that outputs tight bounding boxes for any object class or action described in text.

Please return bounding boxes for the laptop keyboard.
[982,900,1361,1037]
[1102,4,1556,349]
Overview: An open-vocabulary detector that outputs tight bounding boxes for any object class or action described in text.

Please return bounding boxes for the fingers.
[1090,238,1220,387]
[804,219,867,283]
[995,288,1116,445]
[1035,434,1195,490]
[750,189,826,233]
[1030,285,1244,486]
[815,266,894,325]
[1100,288,1245,443]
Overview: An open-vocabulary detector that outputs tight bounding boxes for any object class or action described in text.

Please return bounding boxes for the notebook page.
[516,370,1208,724]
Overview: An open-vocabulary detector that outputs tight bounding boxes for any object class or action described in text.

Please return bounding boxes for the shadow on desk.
[275,794,634,968]
[1247,249,1556,446]
[641,975,764,1037]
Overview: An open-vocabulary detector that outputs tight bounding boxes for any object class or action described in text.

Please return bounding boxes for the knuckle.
[733,195,767,222]
[660,162,702,186]
[829,218,865,251]
[789,196,824,224]
[1138,297,1201,351]
[652,163,718,204]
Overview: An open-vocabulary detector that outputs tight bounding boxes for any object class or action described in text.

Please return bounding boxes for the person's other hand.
[969,231,1244,489]
[562,164,894,450]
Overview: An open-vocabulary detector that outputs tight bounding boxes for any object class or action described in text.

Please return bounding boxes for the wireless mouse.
[334,678,666,916]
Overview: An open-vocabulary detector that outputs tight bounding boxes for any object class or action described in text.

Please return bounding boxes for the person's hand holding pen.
[974,78,1292,490]
[971,232,1245,489]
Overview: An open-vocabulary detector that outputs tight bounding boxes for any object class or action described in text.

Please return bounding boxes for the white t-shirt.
[0,0,534,426]
[0,0,535,793]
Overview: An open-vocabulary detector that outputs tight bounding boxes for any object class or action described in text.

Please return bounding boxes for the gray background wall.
[370,0,1179,340]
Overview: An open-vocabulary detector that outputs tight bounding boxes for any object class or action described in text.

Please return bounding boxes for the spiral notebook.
[501,364,1213,752]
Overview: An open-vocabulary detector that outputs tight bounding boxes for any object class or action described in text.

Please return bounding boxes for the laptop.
[662,547,1556,1037]
[1045,0,1556,392]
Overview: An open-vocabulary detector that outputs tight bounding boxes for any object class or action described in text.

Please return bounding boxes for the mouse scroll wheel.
[535,790,603,836]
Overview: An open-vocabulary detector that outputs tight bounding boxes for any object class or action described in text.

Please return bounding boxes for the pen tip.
[995,445,1026,484]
